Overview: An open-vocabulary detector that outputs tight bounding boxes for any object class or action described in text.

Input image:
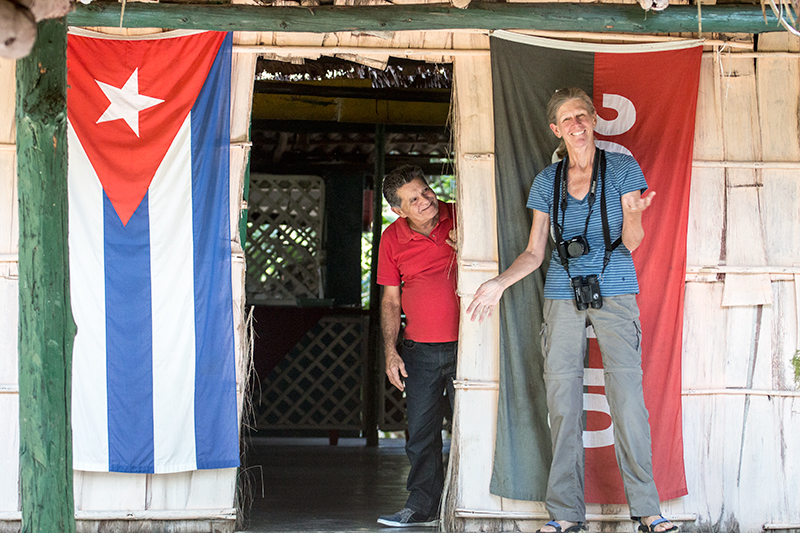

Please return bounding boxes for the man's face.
[391,177,438,228]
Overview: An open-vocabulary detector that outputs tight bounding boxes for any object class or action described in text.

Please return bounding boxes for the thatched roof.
[256,56,452,90]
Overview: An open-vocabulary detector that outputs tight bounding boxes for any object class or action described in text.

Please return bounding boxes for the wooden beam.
[68,2,787,35]
[16,17,76,533]
[251,120,449,134]
[254,81,452,104]
[455,510,699,522]
[252,92,449,125]
[241,45,800,57]
[249,155,453,176]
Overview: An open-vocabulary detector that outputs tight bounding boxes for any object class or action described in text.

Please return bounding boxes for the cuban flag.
[67,30,239,474]
[489,33,702,504]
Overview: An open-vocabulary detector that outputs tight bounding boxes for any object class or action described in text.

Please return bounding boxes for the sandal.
[536,520,586,533]
[638,516,679,533]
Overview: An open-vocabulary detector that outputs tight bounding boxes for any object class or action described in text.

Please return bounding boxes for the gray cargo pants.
[541,294,661,522]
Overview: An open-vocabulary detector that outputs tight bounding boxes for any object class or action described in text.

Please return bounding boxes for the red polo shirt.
[377,201,459,343]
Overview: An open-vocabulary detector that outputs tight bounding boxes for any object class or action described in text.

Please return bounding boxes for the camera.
[558,235,590,259]
[571,275,603,311]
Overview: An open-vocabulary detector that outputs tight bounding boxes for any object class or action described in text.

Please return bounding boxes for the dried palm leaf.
[763,0,800,36]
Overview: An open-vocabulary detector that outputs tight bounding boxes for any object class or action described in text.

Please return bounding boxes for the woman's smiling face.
[550,98,598,152]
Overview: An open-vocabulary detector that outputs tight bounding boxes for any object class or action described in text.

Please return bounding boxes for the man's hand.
[381,285,406,390]
[385,348,408,391]
[446,227,457,251]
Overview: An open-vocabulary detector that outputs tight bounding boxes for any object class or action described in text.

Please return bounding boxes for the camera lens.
[567,240,584,257]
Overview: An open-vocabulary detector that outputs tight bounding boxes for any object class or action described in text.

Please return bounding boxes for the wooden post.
[365,123,385,447]
[16,18,76,533]
[445,54,502,532]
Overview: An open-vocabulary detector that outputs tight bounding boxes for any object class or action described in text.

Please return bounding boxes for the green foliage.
[360,208,397,308]
[429,174,456,204]
[361,232,373,307]
[792,351,800,390]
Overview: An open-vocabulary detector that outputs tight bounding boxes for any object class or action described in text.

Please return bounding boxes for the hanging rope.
[119,0,127,28]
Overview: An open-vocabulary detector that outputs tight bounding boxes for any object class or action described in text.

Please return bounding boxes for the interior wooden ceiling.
[250,56,454,177]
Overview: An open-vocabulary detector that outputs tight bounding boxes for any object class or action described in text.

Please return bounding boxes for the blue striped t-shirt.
[527,151,648,300]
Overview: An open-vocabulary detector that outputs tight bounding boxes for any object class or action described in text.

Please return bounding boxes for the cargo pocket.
[540,321,550,358]
[633,318,642,352]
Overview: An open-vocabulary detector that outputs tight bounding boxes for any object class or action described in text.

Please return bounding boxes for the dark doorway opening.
[239,56,455,532]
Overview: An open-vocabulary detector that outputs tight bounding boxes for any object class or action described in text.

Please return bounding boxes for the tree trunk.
[16,17,76,533]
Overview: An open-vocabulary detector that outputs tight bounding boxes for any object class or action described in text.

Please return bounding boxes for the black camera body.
[571,275,603,311]
[558,235,590,259]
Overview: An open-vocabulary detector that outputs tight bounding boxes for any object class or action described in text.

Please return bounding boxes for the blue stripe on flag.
[104,191,155,473]
[191,33,239,469]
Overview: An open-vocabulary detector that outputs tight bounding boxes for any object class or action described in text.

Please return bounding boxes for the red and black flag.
[489,32,702,504]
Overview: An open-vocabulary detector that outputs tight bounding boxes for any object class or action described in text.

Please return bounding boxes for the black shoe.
[377,507,438,528]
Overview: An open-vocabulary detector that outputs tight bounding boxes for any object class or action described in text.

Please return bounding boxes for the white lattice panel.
[255,316,367,430]
[246,174,324,304]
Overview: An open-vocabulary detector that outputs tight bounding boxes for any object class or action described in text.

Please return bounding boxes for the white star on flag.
[96,68,164,137]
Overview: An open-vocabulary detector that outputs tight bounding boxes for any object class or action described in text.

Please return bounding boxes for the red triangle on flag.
[67,32,228,226]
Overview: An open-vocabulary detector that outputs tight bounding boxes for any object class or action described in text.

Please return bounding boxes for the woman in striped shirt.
[467,88,676,533]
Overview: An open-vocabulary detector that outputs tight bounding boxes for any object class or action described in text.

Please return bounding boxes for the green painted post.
[16,18,77,533]
[68,2,788,35]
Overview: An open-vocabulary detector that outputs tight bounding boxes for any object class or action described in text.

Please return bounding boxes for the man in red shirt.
[376,165,459,528]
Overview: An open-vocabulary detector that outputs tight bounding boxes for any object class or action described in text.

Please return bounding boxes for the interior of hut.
[239,55,455,530]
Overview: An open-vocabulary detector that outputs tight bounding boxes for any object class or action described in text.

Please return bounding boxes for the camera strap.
[551,158,569,273]
[552,148,621,278]
[599,151,623,276]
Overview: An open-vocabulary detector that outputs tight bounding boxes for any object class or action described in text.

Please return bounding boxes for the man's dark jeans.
[401,339,457,518]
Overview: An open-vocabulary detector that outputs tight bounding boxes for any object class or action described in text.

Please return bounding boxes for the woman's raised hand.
[466,278,506,323]
[622,190,656,213]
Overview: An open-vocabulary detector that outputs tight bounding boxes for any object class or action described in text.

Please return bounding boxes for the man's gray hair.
[382,165,428,208]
